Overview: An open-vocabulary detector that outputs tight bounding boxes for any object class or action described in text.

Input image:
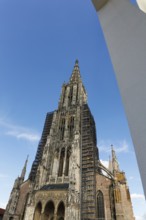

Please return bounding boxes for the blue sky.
[0,0,145,219]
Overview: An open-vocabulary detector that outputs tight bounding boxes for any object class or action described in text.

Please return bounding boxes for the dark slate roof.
[41,183,69,191]
[0,208,5,215]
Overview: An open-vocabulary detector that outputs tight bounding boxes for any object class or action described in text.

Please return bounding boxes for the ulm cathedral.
[4,61,135,220]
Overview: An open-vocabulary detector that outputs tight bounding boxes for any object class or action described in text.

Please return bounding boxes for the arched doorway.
[33,202,42,220]
[43,201,55,220]
[57,202,65,220]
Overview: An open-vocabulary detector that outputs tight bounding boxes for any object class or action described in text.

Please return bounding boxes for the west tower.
[4,61,135,220]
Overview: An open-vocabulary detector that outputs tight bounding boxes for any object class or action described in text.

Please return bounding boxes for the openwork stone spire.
[69,59,82,83]
[59,60,87,108]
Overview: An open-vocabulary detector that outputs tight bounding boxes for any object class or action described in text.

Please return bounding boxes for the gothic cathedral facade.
[4,61,135,220]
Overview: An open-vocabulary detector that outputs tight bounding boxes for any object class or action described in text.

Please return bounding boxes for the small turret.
[111,145,120,174]
[108,155,113,173]
[20,155,28,181]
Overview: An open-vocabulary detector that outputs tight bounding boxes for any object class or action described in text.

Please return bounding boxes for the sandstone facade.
[4,61,135,220]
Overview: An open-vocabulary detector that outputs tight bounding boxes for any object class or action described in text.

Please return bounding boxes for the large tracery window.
[97,191,105,220]
[58,148,65,177]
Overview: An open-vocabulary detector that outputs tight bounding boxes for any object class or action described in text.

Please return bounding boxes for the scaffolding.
[80,104,99,220]
[29,111,54,181]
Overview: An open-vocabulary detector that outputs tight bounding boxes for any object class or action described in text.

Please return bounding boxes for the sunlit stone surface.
[92,0,146,197]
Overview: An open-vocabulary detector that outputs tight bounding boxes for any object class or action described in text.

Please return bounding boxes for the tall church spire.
[69,59,82,83]
[21,155,28,181]
[59,60,87,108]
[4,61,135,220]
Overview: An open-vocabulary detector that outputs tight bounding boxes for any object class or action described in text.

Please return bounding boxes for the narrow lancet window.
[58,148,65,177]
[97,191,105,220]
[65,147,71,176]
[68,86,73,106]
[59,118,65,140]
[68,116,74,139]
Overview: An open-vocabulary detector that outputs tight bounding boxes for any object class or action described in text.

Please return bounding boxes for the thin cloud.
[131,193,145,200]
[0,118,40,142]
[6,131,40,142]
[98,140,129,154]
[0,174,8,179]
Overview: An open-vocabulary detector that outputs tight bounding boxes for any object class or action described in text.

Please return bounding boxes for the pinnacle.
[111,145,120,172]
[20,155,28,180]
[75,59,79,64]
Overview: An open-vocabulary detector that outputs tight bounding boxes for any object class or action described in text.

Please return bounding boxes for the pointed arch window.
[68,86,73,106]
[65,147,71,176]
[97,191,105,220]
[59,118,65,140]
[68,116,74,139]
[58,148,65,177]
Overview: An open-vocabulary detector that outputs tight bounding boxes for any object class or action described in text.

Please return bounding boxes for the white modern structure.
[137,0,146,13]
[92,0,146,197]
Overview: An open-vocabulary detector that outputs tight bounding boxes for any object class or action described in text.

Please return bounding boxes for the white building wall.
[92,0,146,197]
